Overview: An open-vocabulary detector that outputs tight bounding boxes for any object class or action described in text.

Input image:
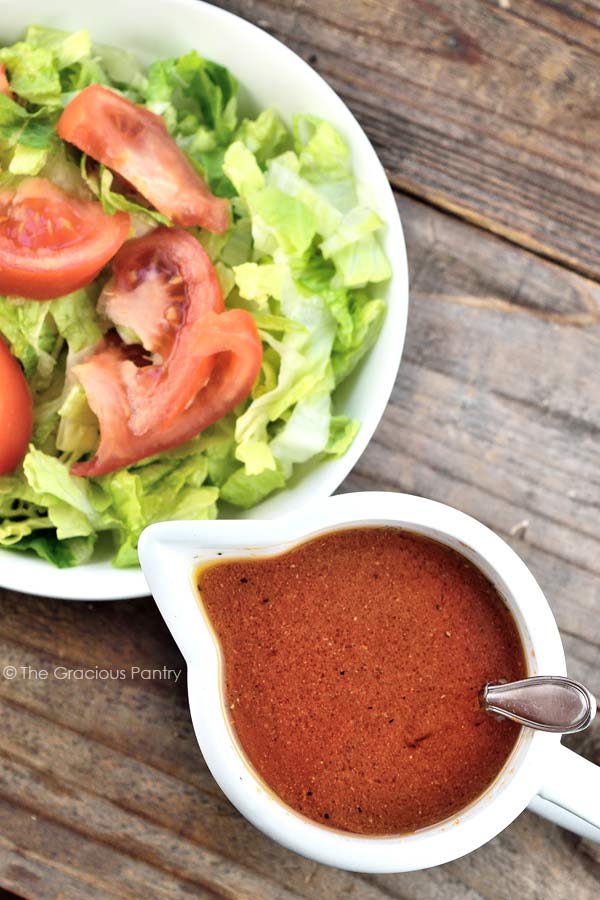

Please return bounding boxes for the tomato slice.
[99,227,224,434]
[0,63,13,99]
[0,338,32,474]
[70,227,261,476]
[58,85,230,233]
[0,178,131,300]
[71,309,263,476]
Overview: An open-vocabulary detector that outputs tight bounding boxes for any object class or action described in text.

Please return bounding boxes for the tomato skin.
[0,63,13,99]
[58,85,230,233]
[72,309,263,476]
[0,339,32,474]
[69,227,262,476]
[99,227,224,434]
[0,178,131,300]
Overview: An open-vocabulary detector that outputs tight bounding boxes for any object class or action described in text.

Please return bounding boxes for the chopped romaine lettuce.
[293,115,352,181]
[234,262,286,306]
[24,26,93,71]
[12,532,96,567]
[220,464,286,509]
[325,416,361,456]
[0,43,62,105]
[270,391,332,476]
[0,27,391,567]
[8,143,49,175]
[236,108,291,163]
[0,94,58,157]
[80,155,169,226]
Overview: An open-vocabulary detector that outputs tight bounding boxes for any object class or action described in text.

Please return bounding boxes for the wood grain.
[209,0,600,279]
[2,0,600,896]
[1,191,599,898]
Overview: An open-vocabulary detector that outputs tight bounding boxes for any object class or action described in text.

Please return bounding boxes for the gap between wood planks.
[410,288,599,327]
[390,178,600,291]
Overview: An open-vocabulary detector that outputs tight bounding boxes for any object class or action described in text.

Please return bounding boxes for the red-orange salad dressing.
[197,528,526,835]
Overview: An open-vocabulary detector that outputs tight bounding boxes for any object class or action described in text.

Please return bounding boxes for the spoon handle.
[482,676,597,733]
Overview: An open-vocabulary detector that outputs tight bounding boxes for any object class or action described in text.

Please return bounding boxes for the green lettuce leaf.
[293,114,352,181]
[8,532,96,567]
[233,262,286,306]
[326,233,391,288]
[235,277,336,476]
[145,50,237,144]
[217,141,318,267]
[143,52,238,199]
[7,144,49,176]
[81,156,168,225]
[247,185,317,257]
[325,416,360,456]
[0,30,88,170]
[1,446,220,568]
[51,289,104,352]
[0,36,391,566]
[0,474,49,542]
[40,148,92,197]
[269,391,332,476]
[0,94,58,151]
[93,42,148,96]
[331,293,386,384]
[222,141,265,194]
[0,43,62,105]
[0,297,58,386]
[0,288,103,398]
[56,385,99,457]
[220,464,286,509]
[24,25,92,71]
[23,446,106,537]
[103,459,219,567]
[236,108,291,163]
[1,26,146,103]
[266,152,343,238]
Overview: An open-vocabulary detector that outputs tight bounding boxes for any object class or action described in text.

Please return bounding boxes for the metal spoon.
[482,676,597,733]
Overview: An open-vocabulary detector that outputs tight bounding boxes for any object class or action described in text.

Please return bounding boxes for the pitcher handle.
[528,744,600,841]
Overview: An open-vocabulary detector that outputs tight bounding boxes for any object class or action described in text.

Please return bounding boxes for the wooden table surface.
[1,1,600,897]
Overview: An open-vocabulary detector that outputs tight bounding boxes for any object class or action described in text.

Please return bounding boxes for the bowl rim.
[0,0,408,601]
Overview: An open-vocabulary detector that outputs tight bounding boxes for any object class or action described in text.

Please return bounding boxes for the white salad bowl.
[0,0,408,600]
[139,492,600,872]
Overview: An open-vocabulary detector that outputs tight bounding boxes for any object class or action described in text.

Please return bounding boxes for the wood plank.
[346,194,600,674]
[209,0,600,278]
[1,193,599,898]
[0,605,597,900]
[0,643,400,900]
